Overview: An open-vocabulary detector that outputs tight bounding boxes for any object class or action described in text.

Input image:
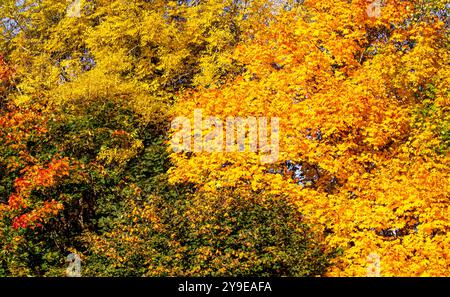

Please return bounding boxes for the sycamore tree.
[1,0,448,276]
[169,0,450,276]
[0,0,333,276]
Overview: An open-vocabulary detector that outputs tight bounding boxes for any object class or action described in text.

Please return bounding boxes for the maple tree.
[169,0,450,276]
[0,0,449,276]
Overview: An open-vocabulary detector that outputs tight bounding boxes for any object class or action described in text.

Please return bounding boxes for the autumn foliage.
[170,0,450,276]
[0,0,449,276]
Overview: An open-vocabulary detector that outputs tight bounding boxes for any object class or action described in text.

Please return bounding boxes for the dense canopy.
[0,0,448,276]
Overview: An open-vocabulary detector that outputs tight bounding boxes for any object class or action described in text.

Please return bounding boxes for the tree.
[0,0,333,276]
[169,0,450,276]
